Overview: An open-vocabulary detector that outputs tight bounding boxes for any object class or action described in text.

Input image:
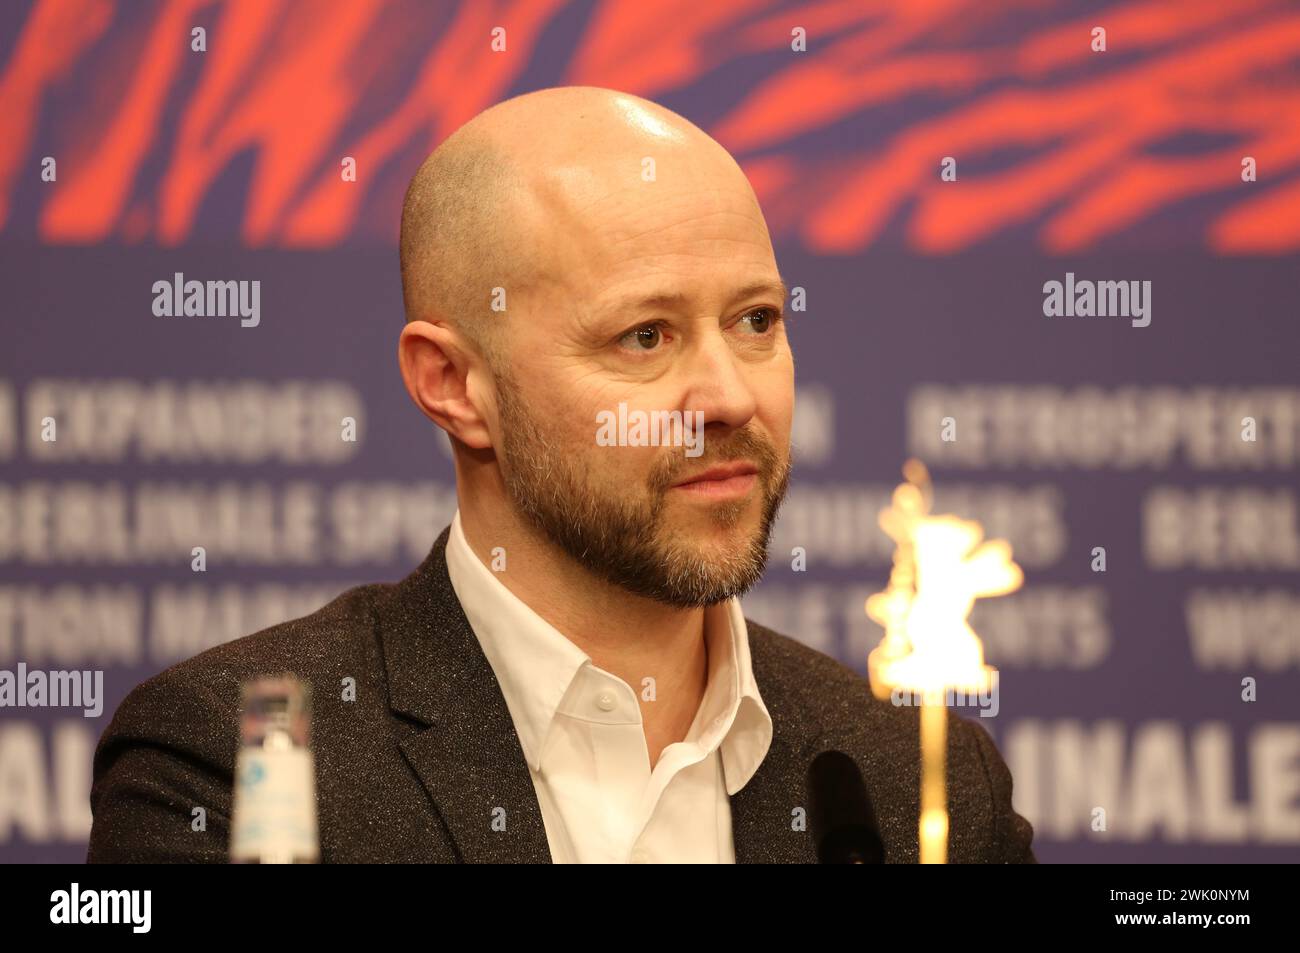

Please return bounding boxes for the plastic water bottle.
[229,675,320,863]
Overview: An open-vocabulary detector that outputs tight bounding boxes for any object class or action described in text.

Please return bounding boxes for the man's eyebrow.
[609,279,789,315]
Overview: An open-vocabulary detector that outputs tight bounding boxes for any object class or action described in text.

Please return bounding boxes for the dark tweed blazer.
[88,525,1037,863]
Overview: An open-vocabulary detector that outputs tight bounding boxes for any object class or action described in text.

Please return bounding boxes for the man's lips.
[672,461,760,487]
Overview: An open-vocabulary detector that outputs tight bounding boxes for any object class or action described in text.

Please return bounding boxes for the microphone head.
[808,750,885,864]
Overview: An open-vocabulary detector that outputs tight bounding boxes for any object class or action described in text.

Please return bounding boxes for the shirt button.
[631,847,651,863]
[595,691,617,712]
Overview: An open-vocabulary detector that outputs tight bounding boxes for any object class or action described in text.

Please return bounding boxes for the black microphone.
[808,750,885,864]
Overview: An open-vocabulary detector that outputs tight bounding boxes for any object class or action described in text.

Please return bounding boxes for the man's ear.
[397,321,494,450]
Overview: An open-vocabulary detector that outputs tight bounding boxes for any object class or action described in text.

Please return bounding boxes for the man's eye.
[617,324,663,351]
[740,308,781,334]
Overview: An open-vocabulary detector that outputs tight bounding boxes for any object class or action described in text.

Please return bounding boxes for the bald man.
[88,87,1036,864]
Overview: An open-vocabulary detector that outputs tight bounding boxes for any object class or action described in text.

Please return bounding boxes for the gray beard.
[494,379,791,608]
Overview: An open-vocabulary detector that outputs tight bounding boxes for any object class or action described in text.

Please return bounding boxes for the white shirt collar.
[443,509,773,794]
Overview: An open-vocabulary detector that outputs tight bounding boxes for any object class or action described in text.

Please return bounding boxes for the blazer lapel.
[376,527,552,863]
[729,737,823,864]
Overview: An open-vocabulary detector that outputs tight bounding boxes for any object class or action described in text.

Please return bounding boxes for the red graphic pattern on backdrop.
[1,0,1298,251]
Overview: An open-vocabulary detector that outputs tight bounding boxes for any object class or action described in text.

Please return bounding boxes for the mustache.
[649,428,783,493]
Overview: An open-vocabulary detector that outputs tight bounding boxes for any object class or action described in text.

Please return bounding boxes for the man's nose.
[678,331,759,431]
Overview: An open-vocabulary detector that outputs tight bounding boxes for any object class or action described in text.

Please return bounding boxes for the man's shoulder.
[742,616,1036,862]
[741,615,991,757]
[176,580,388,679]
[102,581,393,746]
[88,579,413,862]
[742,616,896,726]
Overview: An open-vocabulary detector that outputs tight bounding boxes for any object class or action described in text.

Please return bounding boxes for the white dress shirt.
[444,509,773,863]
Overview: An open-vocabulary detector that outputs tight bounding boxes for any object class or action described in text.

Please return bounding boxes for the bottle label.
[230,747,319,862]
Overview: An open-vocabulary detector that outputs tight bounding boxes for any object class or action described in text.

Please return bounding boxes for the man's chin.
[658,513,768,568]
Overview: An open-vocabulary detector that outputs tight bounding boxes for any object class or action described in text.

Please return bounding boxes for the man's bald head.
[398,86,757,374]
[397,86,792,607]
[399,127,526,370]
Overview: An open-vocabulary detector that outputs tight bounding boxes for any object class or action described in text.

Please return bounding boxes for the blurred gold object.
[865,459,1023,863]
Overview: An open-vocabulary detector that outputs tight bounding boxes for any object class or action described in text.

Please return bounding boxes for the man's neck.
[458,503,711,767]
